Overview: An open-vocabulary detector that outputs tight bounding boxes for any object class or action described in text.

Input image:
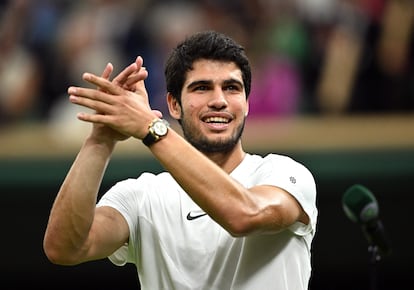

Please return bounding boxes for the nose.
[208,88,228,109]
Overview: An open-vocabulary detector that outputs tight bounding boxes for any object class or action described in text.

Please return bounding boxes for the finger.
[113,63,138,86]
[69,92,116,116]
[124,68,148,89]
[135,77,148,96]
[76,111,109,125]
[76,112,128,137]
[152,109,163,118]
[112,56,143,86]
[82,73,125,96]
[68,86,117,108]
[97,63,114,97]
[133,55,144,69]
[101,62,113,80]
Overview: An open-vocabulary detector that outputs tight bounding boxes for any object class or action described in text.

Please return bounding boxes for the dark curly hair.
[164,30,251,105]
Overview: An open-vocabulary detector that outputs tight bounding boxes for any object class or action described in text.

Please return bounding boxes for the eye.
[194,85,209,92]
[224,84,241,92]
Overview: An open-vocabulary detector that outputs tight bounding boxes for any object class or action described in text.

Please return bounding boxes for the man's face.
[170,59,249,153]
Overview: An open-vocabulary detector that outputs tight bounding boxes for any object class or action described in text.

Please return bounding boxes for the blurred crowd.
[0,0,413,128]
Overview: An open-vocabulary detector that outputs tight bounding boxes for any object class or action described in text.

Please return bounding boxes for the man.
[44,31,317,290]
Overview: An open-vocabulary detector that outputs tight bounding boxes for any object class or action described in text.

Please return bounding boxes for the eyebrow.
[223,79,244,88]
[186,80,211,90]
[186,78,244,90]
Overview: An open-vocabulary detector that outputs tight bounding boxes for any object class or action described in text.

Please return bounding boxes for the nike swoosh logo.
[186,211,207,220]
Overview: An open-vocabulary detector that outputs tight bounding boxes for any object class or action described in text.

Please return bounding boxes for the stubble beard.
[179,114,246,154]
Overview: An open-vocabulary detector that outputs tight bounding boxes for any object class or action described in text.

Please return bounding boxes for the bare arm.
[43,137,128,265]
[65,70,310,238]
[43,57,150,265]
[149,130,309,236]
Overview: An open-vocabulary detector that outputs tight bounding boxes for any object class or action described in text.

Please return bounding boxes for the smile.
[204,116,230,124]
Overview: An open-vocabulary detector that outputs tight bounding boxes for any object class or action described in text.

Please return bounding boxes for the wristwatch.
[142,118,170,146]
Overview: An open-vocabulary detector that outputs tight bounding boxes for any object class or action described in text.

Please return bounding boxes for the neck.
[202,143,246,174]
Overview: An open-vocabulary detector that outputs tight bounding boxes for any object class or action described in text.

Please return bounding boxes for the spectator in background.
[351,0,414,112]
[43,1,142,141]
[247,2,308,116]
[0,0,41,126]
[1,0,413,128]
[140,1,208,117]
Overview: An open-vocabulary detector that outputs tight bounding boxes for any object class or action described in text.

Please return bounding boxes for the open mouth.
[203,116,230,124]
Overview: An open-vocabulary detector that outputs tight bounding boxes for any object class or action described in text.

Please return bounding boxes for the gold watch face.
[152,120,168,136]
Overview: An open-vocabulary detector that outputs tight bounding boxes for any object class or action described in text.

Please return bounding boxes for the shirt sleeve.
[260,155,318,237]
[96,173,155,266]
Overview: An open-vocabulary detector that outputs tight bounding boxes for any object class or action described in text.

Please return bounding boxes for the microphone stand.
[368,245,381,290]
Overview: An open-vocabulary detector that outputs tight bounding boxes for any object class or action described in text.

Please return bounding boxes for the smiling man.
[43,31,318,290]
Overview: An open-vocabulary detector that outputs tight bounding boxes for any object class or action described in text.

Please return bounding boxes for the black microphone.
[342,184,391,258]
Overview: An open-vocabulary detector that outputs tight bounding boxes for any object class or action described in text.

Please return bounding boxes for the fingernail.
[68,87,76,94]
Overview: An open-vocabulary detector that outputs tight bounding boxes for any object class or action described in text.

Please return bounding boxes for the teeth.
[205,117,229,123]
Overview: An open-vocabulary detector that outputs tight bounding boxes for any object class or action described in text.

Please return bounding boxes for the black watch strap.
[142,131,158,146]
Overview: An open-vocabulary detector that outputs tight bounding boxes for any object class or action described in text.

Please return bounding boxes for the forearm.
[43,137,115,263]
[149,130,257,235]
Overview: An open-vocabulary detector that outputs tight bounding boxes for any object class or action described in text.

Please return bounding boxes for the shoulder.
[248,153,312,175]
[269,154,316,195]
[264,153,313,174]
[252,152,317,204]
[112,171,174,189]
[262,153,301,164]
[238,153,315,195]
[99,171,176,205]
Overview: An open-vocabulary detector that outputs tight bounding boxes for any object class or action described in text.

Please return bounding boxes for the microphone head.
[342,184,379,224]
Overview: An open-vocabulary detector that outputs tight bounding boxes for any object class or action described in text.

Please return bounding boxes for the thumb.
[151,110,163,118]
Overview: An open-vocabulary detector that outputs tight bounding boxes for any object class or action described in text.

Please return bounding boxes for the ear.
[167,92,181,120]
[245,99,249,117]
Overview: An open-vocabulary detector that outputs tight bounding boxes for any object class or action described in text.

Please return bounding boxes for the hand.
[99,56,163,118]
[68,56,158,142]
[103,56,147,94]
[86,56,148,143]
